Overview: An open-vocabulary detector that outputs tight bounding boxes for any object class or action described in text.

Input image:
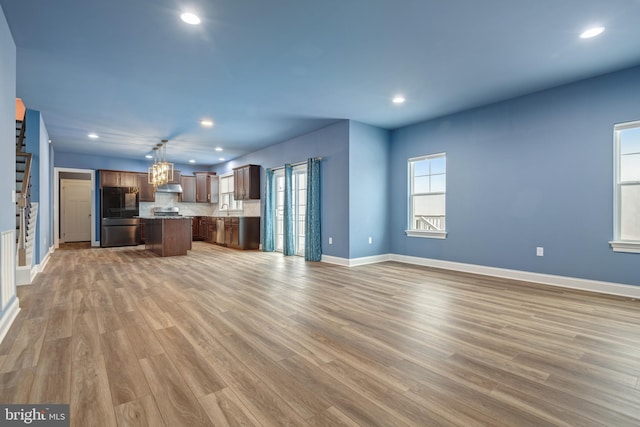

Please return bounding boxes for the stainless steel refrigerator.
[100,186,140,247]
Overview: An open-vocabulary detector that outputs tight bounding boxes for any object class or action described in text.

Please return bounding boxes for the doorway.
[54,168,96,248]
[61,179,92,242]
[274,164,307,256]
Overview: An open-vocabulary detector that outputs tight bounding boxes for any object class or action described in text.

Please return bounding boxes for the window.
[611,121,640,253]
[219,173,242,213]
[274,164,307,255]
[406,153,447,239]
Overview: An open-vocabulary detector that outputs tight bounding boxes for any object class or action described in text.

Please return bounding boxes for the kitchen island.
[142,217,192,257]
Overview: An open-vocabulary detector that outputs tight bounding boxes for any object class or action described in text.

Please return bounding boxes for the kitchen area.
[99,165,261,256]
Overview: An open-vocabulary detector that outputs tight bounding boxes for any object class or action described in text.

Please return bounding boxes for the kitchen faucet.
[220,203,229,216]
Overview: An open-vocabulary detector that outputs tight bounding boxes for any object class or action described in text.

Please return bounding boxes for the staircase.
[15,115,34,270]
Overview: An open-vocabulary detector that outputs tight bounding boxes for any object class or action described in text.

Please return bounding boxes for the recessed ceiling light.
[48,139,51,144]
[181,12,201,25]
[145,154,153,159]
[215,147,223,152]
[392,96,406,104]
[219,157,225,161]
[580,26,605,39]
[200,119,214,127]
[189,159,196,163]
[88,133,99,139]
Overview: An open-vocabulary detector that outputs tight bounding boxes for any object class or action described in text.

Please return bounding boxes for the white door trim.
[54,168,97,248]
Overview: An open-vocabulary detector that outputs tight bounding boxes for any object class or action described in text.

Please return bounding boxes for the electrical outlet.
[536,247,544,257]
[368,237,372,244]
[328,237,333,245]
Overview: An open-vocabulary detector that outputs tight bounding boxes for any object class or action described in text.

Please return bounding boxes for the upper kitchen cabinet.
[233,164,261,200]
[100,170,138,188]
[180,175,196,203]
[138,173,155,202]
[195,172,217,203]
[169,170,181,185]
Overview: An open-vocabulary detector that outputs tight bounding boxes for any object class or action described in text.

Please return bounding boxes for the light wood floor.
[1,242,639,426]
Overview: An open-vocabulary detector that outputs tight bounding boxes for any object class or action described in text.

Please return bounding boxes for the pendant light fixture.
[148,139,174,187]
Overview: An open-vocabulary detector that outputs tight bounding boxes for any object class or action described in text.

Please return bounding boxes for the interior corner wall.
[348,121,390,259]
[38,113,51,262]
[24,109,53,265]
[390,65,640,286]
[0,4,18,330]
[0,6,15,235]
[213,120,351,258]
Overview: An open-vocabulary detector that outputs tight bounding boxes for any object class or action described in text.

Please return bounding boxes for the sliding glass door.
[274,165,307,256]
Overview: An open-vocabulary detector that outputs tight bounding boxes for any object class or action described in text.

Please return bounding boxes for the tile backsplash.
[140,193,261,217]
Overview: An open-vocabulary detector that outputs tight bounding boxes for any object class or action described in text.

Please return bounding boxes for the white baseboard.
[322,252,640,298]
[322,254,391,267]
[0,297,20,344]
[320,255,350,266]
[390,254,640,299]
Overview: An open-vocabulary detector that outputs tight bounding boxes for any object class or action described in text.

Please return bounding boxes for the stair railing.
[16,116,26,152]
[16,151,32,267]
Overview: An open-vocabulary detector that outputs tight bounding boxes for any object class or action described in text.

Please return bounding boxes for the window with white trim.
[611,121,640,253]
[219,173,243,213]
[406,153,447,239]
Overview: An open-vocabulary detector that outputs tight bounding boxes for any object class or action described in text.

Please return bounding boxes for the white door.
[61,179,92,242]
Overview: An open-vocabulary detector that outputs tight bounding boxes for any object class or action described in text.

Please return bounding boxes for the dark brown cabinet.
[100,170,138,188]
[192,216,200,240]
[139,219,145,243]
[100,170,120,187]
[138,173,155,202]
[225,217,260,249]
[121,172,138,187]
[144,218,192,257]
[207,219,216,242]
[195,172,216,203]
[225,217,238,247]
[233,164,260,200]
[195,216,259,249]
[179,176,196,203]
[197,217,214,242]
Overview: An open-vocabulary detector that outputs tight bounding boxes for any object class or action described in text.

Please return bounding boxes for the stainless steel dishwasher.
[216,219,225,244]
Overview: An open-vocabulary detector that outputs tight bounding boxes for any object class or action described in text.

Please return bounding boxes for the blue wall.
[349,121,390,258]
[38,113,52,263]
[24,109,53,265]
[390,65,640,286]
[213,120,351,258]
[0,5,18,322]
[0,6,14,235]
[55,151,199,176]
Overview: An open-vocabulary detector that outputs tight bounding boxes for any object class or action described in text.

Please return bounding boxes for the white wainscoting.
[1,230,16,309]
[0,229,20,343]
